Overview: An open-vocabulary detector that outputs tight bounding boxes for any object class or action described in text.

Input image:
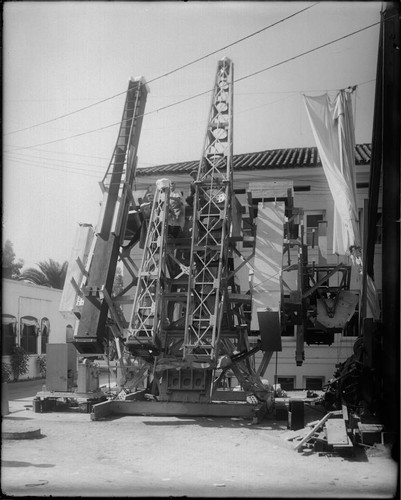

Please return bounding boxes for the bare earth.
[1,395,399,498]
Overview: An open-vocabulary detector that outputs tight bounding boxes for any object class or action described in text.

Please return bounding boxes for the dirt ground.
[1,395,399,498]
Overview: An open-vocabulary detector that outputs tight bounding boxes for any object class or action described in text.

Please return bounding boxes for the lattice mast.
[125,183,170,358]
[184,57,234,361]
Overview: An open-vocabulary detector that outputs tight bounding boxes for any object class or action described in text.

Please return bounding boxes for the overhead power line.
[235,21,380,84]
[4,19,380,154]
[4,156,104,178]
[4,150,106,170]
[4,3,318,137]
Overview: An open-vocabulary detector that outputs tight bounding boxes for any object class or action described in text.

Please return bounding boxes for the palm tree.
[19,259,68,290]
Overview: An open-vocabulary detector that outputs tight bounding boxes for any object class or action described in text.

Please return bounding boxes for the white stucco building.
[2,279,75,380]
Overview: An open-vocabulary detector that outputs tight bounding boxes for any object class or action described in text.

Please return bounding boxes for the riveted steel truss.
[183,57,234,361]
[125,185,170,357]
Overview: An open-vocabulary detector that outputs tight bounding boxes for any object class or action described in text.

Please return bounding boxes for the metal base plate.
[91,399,264,421]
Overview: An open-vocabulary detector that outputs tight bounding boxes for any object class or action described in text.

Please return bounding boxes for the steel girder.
[183,57,234,362]
[125,185,170,357]
[72,78,148,355]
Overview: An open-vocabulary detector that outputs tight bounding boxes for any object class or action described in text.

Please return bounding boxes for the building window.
[2,314,17,355]
[277,376,295,391]
[305,212,325,247]
[41,318,50,354]
[304,376,324,391]
[20,316,39,354]
[66,325,74,343]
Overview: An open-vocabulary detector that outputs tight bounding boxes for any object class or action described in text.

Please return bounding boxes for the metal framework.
[70,77,149,355]
[126,185,170,358]
[119,58,275,411]
[184,57,234,362]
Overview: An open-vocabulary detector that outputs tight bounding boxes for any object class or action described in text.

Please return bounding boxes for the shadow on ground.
[2,460,55,468]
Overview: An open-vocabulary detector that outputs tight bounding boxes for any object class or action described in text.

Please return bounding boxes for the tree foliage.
[113,266,124,296]
[19,259,68,290]
[10,346,29,381]
[2,240,24,279]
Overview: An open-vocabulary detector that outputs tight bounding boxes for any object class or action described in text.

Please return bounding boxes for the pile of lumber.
[285,409,353,453]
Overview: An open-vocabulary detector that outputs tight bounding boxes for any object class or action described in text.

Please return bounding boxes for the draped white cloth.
[304,91,380,319]
[304,91,360,256]
[2,314,17,326]
[20,316,40,333]
[41,317,50,334]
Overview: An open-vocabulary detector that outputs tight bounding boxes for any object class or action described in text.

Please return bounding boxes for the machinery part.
[122,58,275,409]
[71,77,149,354]
[184,57,234,362]
[126,183,170,359]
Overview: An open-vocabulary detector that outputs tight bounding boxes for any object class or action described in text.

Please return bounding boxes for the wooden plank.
[248,180,294,199]
[59,223,94,321]
[358,423,384,433]
[325,418,349,445]
[333,436,354,449]
[294,410,342,451]
[251,202,285,330]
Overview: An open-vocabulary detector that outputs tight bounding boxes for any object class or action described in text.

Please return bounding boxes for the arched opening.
[2,314,17,355]
[66,324,74,343]
[20,316,39,354]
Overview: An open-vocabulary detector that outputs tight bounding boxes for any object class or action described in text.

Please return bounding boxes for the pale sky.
[3,1,381,269]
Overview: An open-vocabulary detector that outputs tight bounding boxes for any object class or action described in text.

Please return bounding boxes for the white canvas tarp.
[304,90,380,319]
[304,91,361,257]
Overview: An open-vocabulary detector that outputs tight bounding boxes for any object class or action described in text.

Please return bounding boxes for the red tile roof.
[137,143,371,176]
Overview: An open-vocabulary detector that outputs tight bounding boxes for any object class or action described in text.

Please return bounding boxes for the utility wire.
[4,3,319,137]
[5,20,380,154]
[4,151,105,169]
[4,150,150,171]
[146,2,319,84]
[235,21,380,83]
[5,156,103,178]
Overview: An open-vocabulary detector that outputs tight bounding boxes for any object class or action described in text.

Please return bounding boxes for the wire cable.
[4,3,319,137]
[4,20,381,153]
[235,21,381,84]
[4,155,104,178]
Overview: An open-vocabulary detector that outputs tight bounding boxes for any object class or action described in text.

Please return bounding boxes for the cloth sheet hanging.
[304,91,380,319]
[304,90,361,257]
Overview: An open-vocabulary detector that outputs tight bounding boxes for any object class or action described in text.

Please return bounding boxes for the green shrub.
[10,346,30,381]
[37,354,47,377]
[2,363,12,383]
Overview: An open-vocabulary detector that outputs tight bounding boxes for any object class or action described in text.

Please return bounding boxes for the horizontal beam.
[91,399,258,420]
